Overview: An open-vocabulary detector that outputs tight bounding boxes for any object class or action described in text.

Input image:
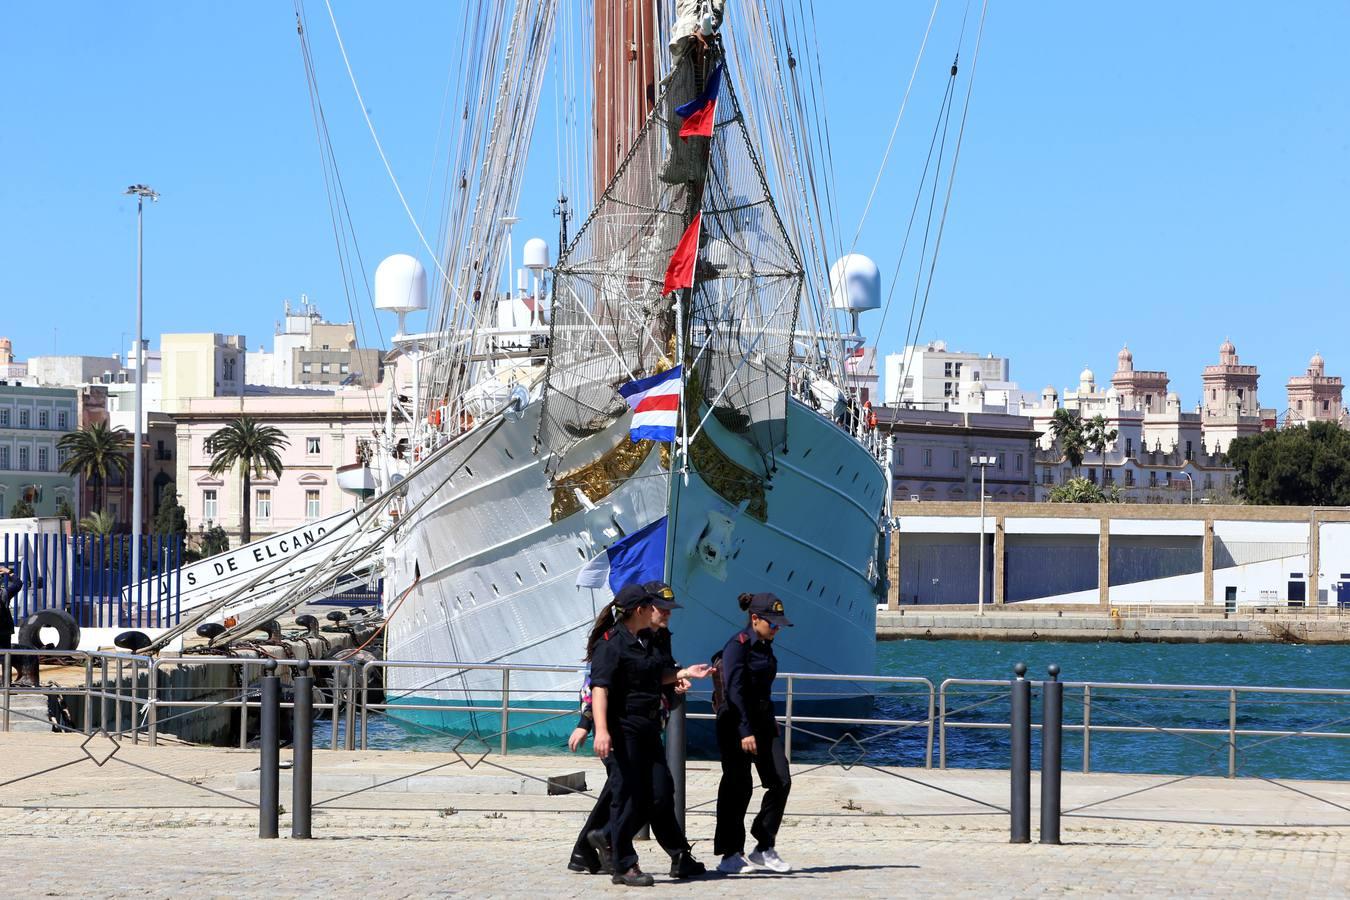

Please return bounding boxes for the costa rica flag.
[618,365,683,443]
[676,64,722,139]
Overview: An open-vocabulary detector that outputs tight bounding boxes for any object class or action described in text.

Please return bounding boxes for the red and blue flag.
[676,64,723,140]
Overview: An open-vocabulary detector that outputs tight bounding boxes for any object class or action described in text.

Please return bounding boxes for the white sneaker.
[748,849,791,873]
[717,853,758,874]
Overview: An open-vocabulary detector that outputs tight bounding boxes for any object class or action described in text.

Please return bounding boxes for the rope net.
[538,53,804,473]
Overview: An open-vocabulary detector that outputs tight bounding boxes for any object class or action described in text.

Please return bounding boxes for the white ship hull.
[382,394,887,735]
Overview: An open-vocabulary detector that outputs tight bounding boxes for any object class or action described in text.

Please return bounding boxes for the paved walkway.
[1,733,1347,897]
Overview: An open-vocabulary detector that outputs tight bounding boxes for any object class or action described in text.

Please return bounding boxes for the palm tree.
[1082,414,1119,485]
[1048,408,1087,473]
[79,511,117,536]
[207,416,289,544]
[58,421,131,514]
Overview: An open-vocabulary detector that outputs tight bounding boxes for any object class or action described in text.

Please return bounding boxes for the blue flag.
[575,516,668,591]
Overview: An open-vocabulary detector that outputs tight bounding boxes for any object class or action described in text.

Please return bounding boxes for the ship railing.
[359,659,936,766]
[940,677,1350,778]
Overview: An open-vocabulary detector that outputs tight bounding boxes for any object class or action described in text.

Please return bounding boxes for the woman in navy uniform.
[588,581,714,886]
[566,584,701,878]
[713,592,794,874]
[0,564,20,651]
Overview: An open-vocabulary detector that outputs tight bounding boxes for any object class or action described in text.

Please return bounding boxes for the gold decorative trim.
[551,438,665,521]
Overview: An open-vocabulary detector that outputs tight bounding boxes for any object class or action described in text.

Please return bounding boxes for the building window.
[302,363,313,374]
[57,447,67,467]
[18,446,29,470]
[305,489,321,519]
[1042,469,1052,485]
[944,362,953,377]
[954,362,963,378]
[204,437,215,456]
[1125,438,1133,458]
[0,446,8,468]
[321,363,333,374]
[951,449,958,468]
[923,449,932,468]
[1015,453,1023,472]
[256,489,272,521]
[38,410,49,429]
[997,455,1005,470]
[203,489,218,521]
[1324,400,1331,412]
[943,382,953,397]
[37,447,48,471]
[18,409,29,428]
[57,411,68,430]
[1149,471,1157,487]
[897,447,905,465]
[307,437,321,455]
[1297,400,1304,410]
[1087,468,1097,484]
[1126,470,1135,486]
[0,408,8,426]
[339,363,350,374]
[1186,441,1193,460]
[1105,468,1114,484]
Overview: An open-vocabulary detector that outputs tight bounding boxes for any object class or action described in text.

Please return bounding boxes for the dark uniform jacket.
[579,630,678,733]
[0,573,19,640]
[589,625,672,730]
[718,628,778,739]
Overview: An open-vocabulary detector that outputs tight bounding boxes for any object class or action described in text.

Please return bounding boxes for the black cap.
[614,581,682,611]
[642,581,682,610]
[747,592,793,626]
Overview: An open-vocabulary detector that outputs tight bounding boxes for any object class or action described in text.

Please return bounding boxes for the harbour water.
[322,639,1350,781]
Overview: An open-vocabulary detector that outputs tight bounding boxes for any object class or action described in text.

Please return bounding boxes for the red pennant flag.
[661,212,702,296]
[679,98,717,140]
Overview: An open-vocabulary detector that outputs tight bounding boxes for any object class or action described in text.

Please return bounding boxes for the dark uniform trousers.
[713,710,792,856]
[607,720,687,872]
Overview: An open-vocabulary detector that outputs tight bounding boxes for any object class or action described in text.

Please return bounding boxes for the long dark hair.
[585,602,643,661]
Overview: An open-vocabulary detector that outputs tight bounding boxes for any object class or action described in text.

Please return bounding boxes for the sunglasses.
[755,616,780,631]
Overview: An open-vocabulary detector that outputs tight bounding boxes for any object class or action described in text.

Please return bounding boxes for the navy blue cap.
[748,592,793,626]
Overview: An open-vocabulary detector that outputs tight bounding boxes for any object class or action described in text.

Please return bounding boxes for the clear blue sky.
[2,2,1347,410]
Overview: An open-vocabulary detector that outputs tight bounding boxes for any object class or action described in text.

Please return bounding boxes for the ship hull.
[382,396,887,743]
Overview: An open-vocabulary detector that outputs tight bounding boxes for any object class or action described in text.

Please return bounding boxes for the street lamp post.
[1178,470,1194,505]
[125,184,158,584]
[970,455,998,615]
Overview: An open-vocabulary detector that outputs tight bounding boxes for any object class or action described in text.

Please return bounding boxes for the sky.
[1,2,1347,411]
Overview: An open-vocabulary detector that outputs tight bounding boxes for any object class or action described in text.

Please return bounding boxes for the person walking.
[714,592,794,874]
[0,564,19,651]
[589,581,714,886]
[567,591,701,879]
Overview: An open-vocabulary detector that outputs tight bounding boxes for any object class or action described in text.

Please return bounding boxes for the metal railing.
[940,678,1350,777]
[358,659,936,766]
[2,647,153,740]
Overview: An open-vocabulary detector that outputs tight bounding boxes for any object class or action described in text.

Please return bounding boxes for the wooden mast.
[593,0,660,199]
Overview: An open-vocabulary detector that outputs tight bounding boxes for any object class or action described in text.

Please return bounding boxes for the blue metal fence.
[1,532,184,629]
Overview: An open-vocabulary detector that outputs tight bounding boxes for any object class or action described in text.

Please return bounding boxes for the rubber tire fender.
[18,608,81,652]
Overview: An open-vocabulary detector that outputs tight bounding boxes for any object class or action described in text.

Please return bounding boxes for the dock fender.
[18,609,80,652]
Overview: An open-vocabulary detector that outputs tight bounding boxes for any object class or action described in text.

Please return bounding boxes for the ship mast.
[593,0,661,199]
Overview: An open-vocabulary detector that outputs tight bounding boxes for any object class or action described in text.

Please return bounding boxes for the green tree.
[79,510,117,536]
[9,498,36,518]
[56,498,76,523]
[1048,476,1123,504]
[57,421,131,513]
[152,484,187,535]
[199,525,230,558]
[207,416,289,544]
[1082,414,1119,482]
[1226,422,1350,505]
[1048,408,1087,472]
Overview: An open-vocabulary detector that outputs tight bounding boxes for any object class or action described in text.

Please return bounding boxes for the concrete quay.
[1,732,1347,897]
[877,607,1350,643]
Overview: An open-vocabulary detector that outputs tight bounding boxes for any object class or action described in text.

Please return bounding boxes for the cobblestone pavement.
[1,734,1347,897]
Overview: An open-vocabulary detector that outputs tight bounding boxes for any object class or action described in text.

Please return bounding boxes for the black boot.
[586,829,614,875]
[567,847,600,874]
[669,850,706,879]
[611,866,655,887]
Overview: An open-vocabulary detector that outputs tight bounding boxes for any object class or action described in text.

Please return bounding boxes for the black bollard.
[1010,662,1031,844]
[666,692,687,833]
[259,658,281,839]
[1040,664,1063,845]
[292,660,314,839]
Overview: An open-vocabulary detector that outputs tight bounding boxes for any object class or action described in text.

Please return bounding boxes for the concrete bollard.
[1010,662,1031,844]
[292,660,314,839]
[1040,664,1063,845]
[259,658,280,839]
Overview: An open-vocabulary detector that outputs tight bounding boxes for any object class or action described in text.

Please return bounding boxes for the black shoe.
[586,829,614,875]
[611,866,655,887]
[669,850,706,879]
[568,849,600,874]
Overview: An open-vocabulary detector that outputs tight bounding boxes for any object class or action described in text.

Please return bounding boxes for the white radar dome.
[522,237,550,271]
[829,254,881,312]
[375,254,429,313]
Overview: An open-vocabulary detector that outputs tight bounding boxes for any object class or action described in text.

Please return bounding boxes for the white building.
[884,341,1012,410]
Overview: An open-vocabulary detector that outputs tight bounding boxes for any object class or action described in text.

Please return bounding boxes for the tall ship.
[371,0,891,730]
